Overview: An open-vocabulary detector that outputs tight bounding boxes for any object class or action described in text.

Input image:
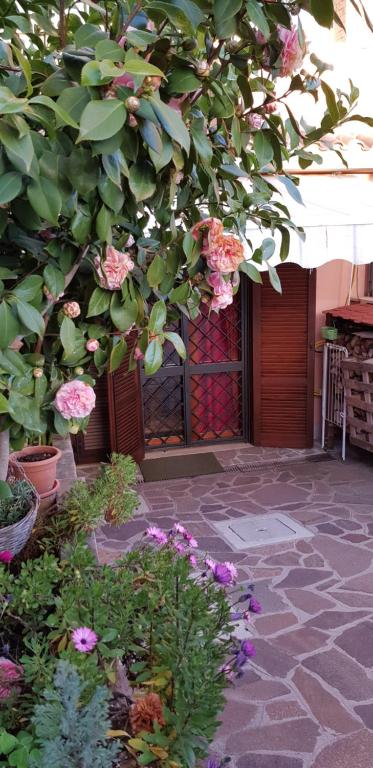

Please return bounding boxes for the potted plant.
[9,444,61,499]
[321,326,339,341]
[0,469,39,556]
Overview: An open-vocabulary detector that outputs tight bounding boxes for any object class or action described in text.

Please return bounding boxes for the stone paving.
[77,448,373,768]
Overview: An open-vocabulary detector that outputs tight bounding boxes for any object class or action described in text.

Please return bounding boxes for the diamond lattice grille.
[190,372,242,441]
[143,376,184,447]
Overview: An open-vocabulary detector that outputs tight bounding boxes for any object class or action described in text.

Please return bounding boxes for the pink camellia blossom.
[86,339,99,353]
[63,301,80,319]
[146,526,168,545]
[277,25,304,77]
[247,113,264,130]
[207,234,244,274]
[94,245,134,291]
[191,218,224,254]
[0,658,23,700]
[0,550,13,564]
[71,627,98,653]
[134,345,145,361]
[54,380,96,420]
[113,71,135,89]
[207,272,234,311]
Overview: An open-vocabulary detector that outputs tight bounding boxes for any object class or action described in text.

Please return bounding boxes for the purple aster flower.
[249,597,262,614]
[189,554,197,567]
[234,651,248,669]
[212,563,233,585]
[146,526,168,545]
[241,639,256,658]
[238,591,252,603]
[206,759,220,768]
[173,541,187,555]
[173,523,187,535]
[71,627,98,653]
[185,534,198,548]
[230,611,243,621]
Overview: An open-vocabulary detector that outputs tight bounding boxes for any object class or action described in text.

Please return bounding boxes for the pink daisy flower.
[71,627,98,653]
[173,522,187,535]
[224,562,238,582]
[146,526,168,545]
[188,554,197,567]
[173,541,186,555]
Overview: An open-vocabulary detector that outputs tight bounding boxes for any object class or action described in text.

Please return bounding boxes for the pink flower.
[146,526,168,545]
[247,113,264,130]
[207,272,234,311]
[207,234,244,274]
[71,627,98,653]
[205,557,216,571]
[113,72,135,89]
[63,301,80,319]
[277,25,304,77]
[189,554,197,567]
[54,380,96,420]
[134,345,144,361]
[94,246,134,291]
[191,218,224,254]
[173,541,186,555]
[224,562,238,581]
[184,533,198,548]
[0,658,23,700]
[173,523,187,535]
[86,339,99,352]
[0,550,13,564]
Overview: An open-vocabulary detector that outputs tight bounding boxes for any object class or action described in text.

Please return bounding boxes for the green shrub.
[0,481,34,528]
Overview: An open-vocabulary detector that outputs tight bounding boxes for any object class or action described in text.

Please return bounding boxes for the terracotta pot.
[9,445,62,495]
[39,478,60,516]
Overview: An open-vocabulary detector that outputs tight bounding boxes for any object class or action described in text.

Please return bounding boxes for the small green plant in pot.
[0,477,38,558]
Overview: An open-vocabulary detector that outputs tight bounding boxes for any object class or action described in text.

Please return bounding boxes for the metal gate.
[141,287,249,449]
[321,342,348,460]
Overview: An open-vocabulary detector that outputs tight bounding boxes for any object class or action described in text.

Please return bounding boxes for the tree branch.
[117,1,142,40]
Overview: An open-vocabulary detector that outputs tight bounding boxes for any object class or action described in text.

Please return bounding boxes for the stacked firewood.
[337,333,373,361]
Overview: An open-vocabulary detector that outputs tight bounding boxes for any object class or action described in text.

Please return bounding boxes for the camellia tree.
[0,0,371,475]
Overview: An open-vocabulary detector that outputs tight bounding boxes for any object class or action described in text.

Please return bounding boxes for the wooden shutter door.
[73,373,111,463]
[252,264,315,448]
[107,337,145,463]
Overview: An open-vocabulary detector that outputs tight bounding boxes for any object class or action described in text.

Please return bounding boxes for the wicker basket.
[0,462,40,555]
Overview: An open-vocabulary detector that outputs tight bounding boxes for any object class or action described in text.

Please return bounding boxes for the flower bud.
[86,339,99,352]
[195,60,211,78]
[125,96,140,113]
[33,367,43,378]
[74,367,84,376]
[63,301,80,319]
[128,114,138,128]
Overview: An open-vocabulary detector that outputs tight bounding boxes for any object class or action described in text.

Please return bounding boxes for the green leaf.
[8,391,45,433]
[15,299,44,336]
[262,237,276,260]
[43,264,65,299]
[167,68,200,93]
[169,282,190,303]
[0,300,19,348]
[277,175,304,205]
[12,275,43,302]
[109,336,127,373]
[214,0,242,38]
[310,0,334,28]
[29,95,79,128]
[0,171,22,203]
[164,331,186,358]
[126,29,157,49]
[56,86,91,124]
[65,148,99,196]
[147,254,166,288]
[0,731,18,754]
[0,86,28,114]
[27,177,62,225]
[0,122,34,174]
[246,0,270,38]
[87,286,111,317]
[149,300,166,333]
[129,161,156,201]
[60,316,76,356]
[279,227,290,262]
[149,134,173,172]
[144,339,163,375]
[71,206,92,244]
[268,264,282,293]
[149,96,190,153]
[98,174,124,213]
[12,45,33,96]
[75,23,107,48]
[139,120,162,154]
[81,60,109,87]
[254,131,274,168]
[231,115,242,154]
[78,100,127,143]
[0,392,8,413]
[95,39,125,62]
[239,261,262,283]
[320,80,339,123]
[110,292,138,331]
[123,57,164,78]
[147,0,204,35]
[96,204,112,243]
[191,118,212,162]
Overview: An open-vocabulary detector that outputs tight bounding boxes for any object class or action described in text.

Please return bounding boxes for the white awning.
[245,174,373,269]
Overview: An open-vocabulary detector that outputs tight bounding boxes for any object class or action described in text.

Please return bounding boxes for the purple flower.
[71,627,98,653]
[212,563,233,585]
[146,526,168,545]
[0,551,13,564]
[173,523,187,535]
[230,611,243,621]
[207,760,220,768]
[238,591,252,603]
[185,534,198,548]
[241,639,256,658]
[189,554,197,567]
[249,597,262,614]
[173,541,187,555]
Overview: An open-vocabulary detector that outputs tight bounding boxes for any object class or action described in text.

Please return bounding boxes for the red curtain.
[189,301,241,441]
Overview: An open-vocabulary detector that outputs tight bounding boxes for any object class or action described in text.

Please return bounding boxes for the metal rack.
[321,343,348,460]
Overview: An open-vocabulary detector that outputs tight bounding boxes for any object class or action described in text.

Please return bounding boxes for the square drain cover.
[213,513,313,550]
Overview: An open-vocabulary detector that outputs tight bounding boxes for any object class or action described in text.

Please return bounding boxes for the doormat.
[140,452,223,482]
[212,513,313,550]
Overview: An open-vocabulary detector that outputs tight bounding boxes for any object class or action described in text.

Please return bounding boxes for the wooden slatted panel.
[107,335,145,463]
[73,372,111,464]
[253,264,315,448]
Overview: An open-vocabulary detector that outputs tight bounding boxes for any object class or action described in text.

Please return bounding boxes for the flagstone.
[334,518,361,531]
[312,535,372,577]
[266,699,306,720]
[263,552,301,566]
[276,568,333,589]
[313,730,373,768]
[284,589,335,614]
[251,639,297,677]
[255,612,299,635]
[250,483,309,507]
[303,648,373,701]
[237,756,303,768]
[303,554,325,567]
[226,718,319,754]
[307,610,368,631]
[215,700,257,737]
[234,678,290,701]
[340,573,373,593]
[329,590,373,608]
[270,627,328,657]
[316,523,344,535]
[335,621,373,667]
[354,703,373,730]
[292,667,360,734]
